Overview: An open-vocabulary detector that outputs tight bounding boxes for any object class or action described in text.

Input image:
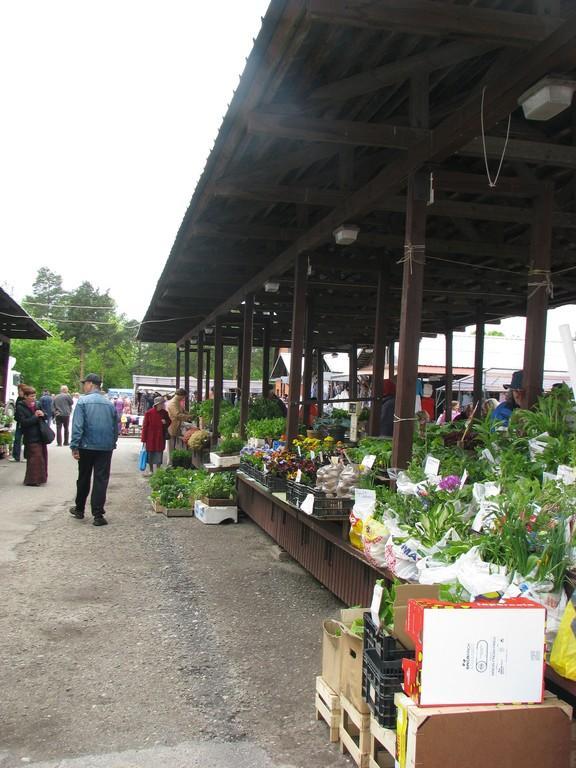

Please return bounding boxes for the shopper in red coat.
[141,396,171,475]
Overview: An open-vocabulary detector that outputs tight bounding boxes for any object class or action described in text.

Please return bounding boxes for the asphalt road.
[0,440,349,768]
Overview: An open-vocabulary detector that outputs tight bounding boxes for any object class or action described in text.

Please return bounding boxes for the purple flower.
[438,475,461,492]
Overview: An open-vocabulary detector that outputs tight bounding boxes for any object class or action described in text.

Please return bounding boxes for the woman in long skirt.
[15,385,48,486]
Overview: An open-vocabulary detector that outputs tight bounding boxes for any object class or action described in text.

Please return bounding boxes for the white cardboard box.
[417,606,545,706]
[194,499,238,525]
[208,452,240,468]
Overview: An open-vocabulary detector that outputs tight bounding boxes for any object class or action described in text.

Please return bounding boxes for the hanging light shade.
[518,77,576,121]
[333,224,359,246]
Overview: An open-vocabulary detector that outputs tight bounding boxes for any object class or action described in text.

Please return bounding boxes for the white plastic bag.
[384,537,422,581]
[455,547,510,598]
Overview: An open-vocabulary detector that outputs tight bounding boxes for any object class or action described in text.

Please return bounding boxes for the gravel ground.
[0,440,351,768]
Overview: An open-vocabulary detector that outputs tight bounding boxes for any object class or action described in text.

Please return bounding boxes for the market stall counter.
[237,472,390,606]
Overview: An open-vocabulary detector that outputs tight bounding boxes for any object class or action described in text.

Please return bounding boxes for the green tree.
[61,282,116,379]
[10,324,78,393]
[22,267,68,322]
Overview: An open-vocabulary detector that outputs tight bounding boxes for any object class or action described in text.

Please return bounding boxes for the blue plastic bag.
[139,446,148,471]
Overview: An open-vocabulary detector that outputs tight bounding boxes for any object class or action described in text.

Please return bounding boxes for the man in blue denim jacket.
[69,374,118,526]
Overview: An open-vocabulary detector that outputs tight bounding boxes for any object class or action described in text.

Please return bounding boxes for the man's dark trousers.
[56,415,70,446]
[75,449,113,517]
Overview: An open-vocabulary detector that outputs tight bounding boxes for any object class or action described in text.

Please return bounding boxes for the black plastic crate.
[363,612,415,663]
[285,480,353,518]
[251,467,267,486]
[239,461,255,478]
[264,474,287,493]
[362,648,405,728]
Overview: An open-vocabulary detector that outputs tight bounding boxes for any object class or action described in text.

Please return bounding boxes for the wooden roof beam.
[307,40,495,103]
[178,15,576,344]
[305,0,563,47]
[246,112,576,170]
[211,180,576,227]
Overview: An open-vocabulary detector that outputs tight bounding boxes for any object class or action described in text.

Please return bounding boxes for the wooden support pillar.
[0,337,10,406]
[237,333,243,395]
[196,331,204,403]
[473,308,485,411]
[287,253,308,445]
[262,316,271,397]
[184,340,191,410]
[392,173,428,469]
[444,329,453,423]
[212,320,223,446]
[523,185,553,409]
[349,344,358,401]
[240,295,254,440]
[316,348,324,416]
[175,346,181,390]
[368,264,387,437]
[205,348,211,401]
[387,341,395,381]
[303,298,314,427]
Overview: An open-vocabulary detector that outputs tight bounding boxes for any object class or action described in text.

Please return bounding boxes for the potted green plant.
[198,472,237,507]
[313,408,350,442]
[171,448,193,469]
[209,435,244,468]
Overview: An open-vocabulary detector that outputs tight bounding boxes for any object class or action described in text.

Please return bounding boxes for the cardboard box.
[321,620,342,694]
[395,691,571,768]
[403,598,546,706]
[339,607,369,714]
[392,585,439,650]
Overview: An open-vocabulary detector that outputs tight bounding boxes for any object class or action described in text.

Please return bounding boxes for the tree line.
[12,267,262,393]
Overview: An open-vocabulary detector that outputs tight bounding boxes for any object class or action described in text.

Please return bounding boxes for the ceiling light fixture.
[333,224,359,246]
[519,77,576,120]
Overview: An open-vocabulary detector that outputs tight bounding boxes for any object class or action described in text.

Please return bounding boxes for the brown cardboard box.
[393,585,439,650]
[321,620,342,694]
[395,691,572,768]
[340,608,369,714]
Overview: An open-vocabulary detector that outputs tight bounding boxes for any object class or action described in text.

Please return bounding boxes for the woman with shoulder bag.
[141,396,171,476]
[15,385,50,486]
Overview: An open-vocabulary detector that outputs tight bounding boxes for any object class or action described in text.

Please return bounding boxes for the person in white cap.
[141,395,171,476]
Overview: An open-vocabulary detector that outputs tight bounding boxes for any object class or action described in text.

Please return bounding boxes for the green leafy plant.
[249,397,285,420]
[219,407,240,438]
[246,417,286,440]
[196,471,236,500]
[171,449,193,469]
[216,436,244,455]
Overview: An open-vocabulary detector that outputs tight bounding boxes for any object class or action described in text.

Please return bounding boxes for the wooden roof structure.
[140,0,576,349]
[0,288,50,341]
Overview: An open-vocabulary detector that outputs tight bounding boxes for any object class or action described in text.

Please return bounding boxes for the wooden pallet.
[339,693,370,768]
[369,715,396,768]
[315,676,341,743]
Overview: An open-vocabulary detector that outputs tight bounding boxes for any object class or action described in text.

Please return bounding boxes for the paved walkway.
[0,441,348,768]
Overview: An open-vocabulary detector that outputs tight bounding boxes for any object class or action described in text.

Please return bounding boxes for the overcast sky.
[0,0,269,320]
[0,1,574,347]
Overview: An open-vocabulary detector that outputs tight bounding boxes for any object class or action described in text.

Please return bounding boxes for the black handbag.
[38,419,55,445]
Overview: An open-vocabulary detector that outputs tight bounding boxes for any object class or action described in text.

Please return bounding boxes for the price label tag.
[319,451,324,463]
[297,445,302,457]
[459,468,468,489]
[370,582,384,628]
[481,448,496,464]
[295,469,302,484]
[557,465,576,485]
[362,454,376,469]
[300,494,315,515]
[355,488,377,503]
[424,455,440,477]
[310,450,316,460]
